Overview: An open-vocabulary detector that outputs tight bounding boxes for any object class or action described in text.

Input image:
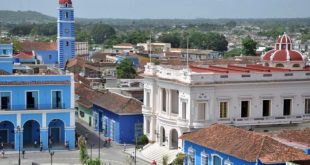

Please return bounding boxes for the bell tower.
[57,0,75,69]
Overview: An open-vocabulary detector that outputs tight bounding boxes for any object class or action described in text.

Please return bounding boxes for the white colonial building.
[141,33,310,152]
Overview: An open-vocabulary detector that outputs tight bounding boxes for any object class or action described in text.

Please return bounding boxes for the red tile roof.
[14,51,34,59]
[21,41,57,51]
[75,85,142,114]
[190,64,294,74]
[180,124,310,163]
[277,128,310,147]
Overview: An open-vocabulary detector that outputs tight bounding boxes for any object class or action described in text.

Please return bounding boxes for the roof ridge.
[256,135,267,161]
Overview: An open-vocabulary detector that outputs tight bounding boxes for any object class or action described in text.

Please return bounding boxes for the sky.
[0,0,310,19]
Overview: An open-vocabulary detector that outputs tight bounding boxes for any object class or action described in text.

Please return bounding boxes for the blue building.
[115,54,140,69]
[92,92,143,144]
[181,124,310,165]
[35,50,58,65]
[0,47,75,151]
[0,44,13,74]
[58,0,75,69]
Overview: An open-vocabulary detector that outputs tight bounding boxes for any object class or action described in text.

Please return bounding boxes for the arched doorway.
[170,129,178,149]
[160,126,166,146]
[23,120,40,148]
[0,121,15,149]
[48,119,65,147]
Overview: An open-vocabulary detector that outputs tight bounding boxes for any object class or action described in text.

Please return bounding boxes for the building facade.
[58,0,75,69]
[142,33,310,150]
[0,51,75,150]
[181,124,310,165]
[92,92,143,144]
[0,44,13,74]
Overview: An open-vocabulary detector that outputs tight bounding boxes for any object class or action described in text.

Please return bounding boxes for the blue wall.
[93,104,143,144]
[35,50,58,65]
[183,141,285,165]
[119,115,143,144]
[58,5,75,69]
[0,44,13,56]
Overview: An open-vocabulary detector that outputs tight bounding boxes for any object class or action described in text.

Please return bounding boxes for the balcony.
[217,115,305,126]
[177,118,189,127]
[0,104,68,111]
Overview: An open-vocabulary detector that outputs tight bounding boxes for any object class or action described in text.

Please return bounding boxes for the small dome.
[276,33,292,44]
[262,33,304,62]
[59,0,72,4]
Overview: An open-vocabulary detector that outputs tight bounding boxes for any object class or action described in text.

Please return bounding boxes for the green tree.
[12,40,23,53]
[158,32,182,48]
[116,59,137,79]
[224,48,242,58]
[124,30,149,44]
[90,23,116,44]
[242,36,257,56]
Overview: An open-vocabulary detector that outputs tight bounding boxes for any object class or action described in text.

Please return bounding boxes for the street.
[0,121,149,165]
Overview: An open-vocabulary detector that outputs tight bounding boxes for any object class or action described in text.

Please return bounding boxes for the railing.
[177,118,189,127]
[0,104,67,111]
[216,115,305,126]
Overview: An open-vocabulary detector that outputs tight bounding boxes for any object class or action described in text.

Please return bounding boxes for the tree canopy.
[116,58,137,79]
[90,23,116,44]
[242,36,257,56]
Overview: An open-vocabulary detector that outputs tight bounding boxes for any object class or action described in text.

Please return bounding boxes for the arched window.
[212,154,222,165]
[264,63,269,67]
[201,151,209,165]
[66,41,69,46]
[275,63,284,68]
[292,64,300,68]
[65,12,69,18]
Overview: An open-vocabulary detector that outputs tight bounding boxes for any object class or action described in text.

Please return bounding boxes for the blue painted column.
[40,128,49,150]
[14,129,23,151]
[65,128,75,150]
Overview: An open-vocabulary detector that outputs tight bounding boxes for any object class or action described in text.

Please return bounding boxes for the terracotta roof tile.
[21,41,57,51]
[180,124,310,163]
[277,128,310,147]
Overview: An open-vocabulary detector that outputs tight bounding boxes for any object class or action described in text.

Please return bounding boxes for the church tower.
[57,0,75,69]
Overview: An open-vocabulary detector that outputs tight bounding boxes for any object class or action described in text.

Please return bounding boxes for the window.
[276,63,284,67]
[293,64,300,68]
[110,121,115,140]
[198,103,206,120]
[145,91,150,107]
[66,41,69,46]
[262,100,271,117]
[2,49,7,55]
[79,111,85,118]
[201,152,208,165]
[283,99,292,116]
[220,102,228,118]
[241,101,249,118]
[103,117,108,136]
[171,90,179,114]
[49,54,52,60]
[188,149,195,165]
[52,91,62,109]
[213,155,222,165]
[65,12,69,18]
[0,92,10,110]
[182,102,187,119]
[305,99,310,114]
[26,91,39,109]
[162,89,166,112]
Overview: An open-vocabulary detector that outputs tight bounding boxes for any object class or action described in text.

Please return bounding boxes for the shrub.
[137,134,149,146]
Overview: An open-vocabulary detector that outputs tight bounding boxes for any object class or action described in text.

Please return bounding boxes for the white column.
[70,110,75,127]
[42,112,47,128]
[17,113,21,127]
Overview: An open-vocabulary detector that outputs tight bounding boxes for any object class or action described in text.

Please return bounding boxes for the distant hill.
[0,10,55,24]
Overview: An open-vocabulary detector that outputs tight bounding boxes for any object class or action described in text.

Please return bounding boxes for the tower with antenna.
[57,0,75,69]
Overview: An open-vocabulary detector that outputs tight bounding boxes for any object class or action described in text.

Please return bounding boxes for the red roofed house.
[181,124,310,165]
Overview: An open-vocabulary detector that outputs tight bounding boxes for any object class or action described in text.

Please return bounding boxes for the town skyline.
[1,0,310,19]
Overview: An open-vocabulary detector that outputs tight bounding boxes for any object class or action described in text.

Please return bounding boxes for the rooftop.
[180,124,310,163]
